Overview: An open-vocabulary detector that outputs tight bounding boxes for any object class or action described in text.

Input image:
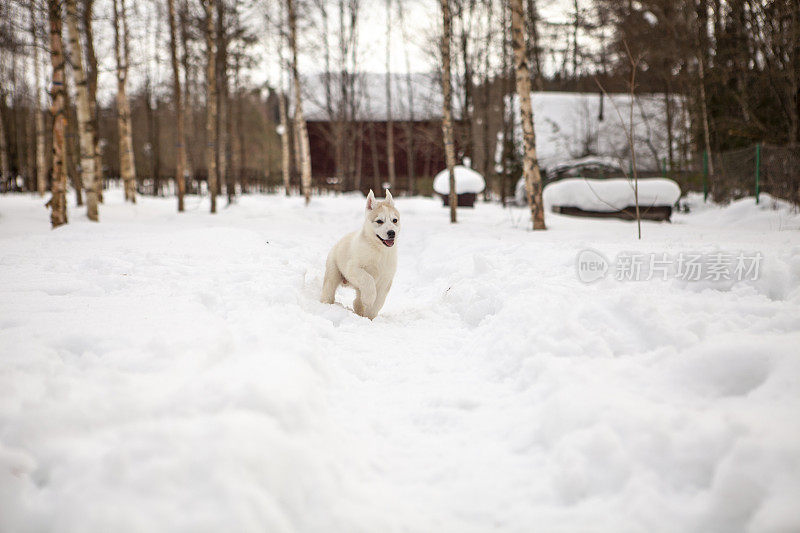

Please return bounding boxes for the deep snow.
[1,190,799,533]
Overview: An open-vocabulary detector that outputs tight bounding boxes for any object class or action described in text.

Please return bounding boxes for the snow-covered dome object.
[543,178,681,212]
[433,165,486,195]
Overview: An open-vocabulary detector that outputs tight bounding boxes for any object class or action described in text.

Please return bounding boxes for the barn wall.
[306,120,467,194]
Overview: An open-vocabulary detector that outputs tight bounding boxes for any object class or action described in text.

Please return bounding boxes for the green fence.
[673,144,799,207]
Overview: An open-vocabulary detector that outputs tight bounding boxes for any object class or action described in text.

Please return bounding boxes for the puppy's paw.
[353,298,365,317]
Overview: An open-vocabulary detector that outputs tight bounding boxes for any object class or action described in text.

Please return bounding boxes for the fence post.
[755,143,761,204]
[702,150,709,202]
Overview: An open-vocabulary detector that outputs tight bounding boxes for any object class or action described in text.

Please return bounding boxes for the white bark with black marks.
[509,0,546,230]
[440,0,457,223]
[66,0,99,220]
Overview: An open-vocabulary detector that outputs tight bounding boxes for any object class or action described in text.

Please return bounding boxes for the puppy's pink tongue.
[384,240,394,247]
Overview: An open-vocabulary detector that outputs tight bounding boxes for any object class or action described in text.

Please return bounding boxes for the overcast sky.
[256,0,578,89]
[6,0,579,103]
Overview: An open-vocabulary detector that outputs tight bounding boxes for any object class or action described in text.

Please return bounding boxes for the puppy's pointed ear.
[384,188,394,205]
[366,189,375,211]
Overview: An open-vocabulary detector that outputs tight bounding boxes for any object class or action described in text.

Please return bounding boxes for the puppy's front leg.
[320,256,343,304]
[344,266,376,308]
[353,292,366,317]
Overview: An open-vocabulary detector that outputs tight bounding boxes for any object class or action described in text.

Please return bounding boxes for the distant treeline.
[0,0,798,222]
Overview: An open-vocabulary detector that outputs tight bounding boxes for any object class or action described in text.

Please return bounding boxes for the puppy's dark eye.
[392,218,398,223]
[375,220,384,225]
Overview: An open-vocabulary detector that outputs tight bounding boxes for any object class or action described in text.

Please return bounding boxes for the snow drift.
[543,177,682,212]
[1,189,799,533]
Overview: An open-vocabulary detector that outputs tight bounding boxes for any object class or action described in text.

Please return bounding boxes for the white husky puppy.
[321,189,400,319]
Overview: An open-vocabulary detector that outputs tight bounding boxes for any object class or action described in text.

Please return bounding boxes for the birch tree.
[455,0,476,165]
[167,0,187,211]
[500,0,511,205]
[694,0,713,179]
[385,0,396,190]
[202,0,218,213]
[63,75,83,206]
[279,92,291,195]
[337,0,362,192]
[397,0,415,195]
[47,0,67,227]
[402,85,414,196]
[509,0,545,230]
[276,1,290,195]
[82,0,103,202]
[113,0,136,203]
[66,0,98,220]
[30,0,47,196]
[0,94,9,184]
[525,0,544,91]
[480,0,494,197]
[179,0,194,180]
[215,0,228,203]
[440,0,457,223]
[287,0,312,204]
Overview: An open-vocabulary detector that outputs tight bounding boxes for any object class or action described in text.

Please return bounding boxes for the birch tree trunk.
[457,2,475,165]
[694,0,713,178]
[664,75,673,169]
[500,0,510,205]
[440,0,457,223]
[481,0,493,199]
[385,0,396,190]
[275,0,290,195]
[279,91,291,195]
[113,0,137,203]
[697,42,714,179]
[292,107,302,179]
[48,0,68,227]
[62,78,83,206]
[167,0,187,211]
[82,0,103,202]
[226,49,236,204]
[698,61,714,176]
[0,98,9,183]
[179,0,194,181]
[509,0,546,230]
[526,0,544,91]
[31,0,48,196]
[234,55,246,193]
[398,0,415,195]
[231,52,242,193]
[202,0,218,213]
[288,0,312,204]
[215,0,228,202]
[66,0,98,220]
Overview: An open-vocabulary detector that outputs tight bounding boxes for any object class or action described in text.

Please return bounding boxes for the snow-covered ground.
[1,190,799,533]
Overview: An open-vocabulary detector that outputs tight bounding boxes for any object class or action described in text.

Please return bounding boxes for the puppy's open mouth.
[377,235,395,247]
